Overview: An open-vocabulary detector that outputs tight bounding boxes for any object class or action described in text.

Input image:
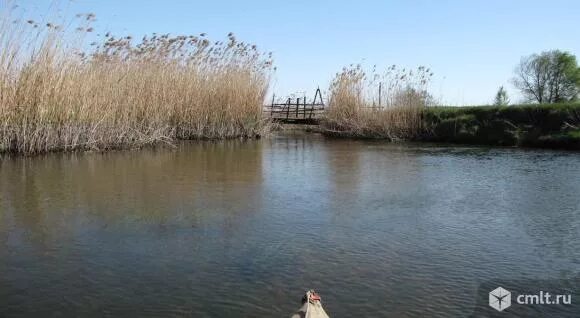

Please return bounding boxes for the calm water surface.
[1,133,579,317]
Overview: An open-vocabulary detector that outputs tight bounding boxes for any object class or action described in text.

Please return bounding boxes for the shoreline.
[318,103,580,151]
[2,103,580,156]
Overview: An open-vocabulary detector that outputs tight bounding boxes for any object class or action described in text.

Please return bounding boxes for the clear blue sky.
[18,0,580,105]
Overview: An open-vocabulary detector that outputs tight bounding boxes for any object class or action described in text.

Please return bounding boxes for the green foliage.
[423,103,580,149]
[568,130,580,138]
[493,86,510,106]
[513,50,580,103]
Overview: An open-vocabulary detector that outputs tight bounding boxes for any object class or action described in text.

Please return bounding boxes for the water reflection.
[1,136,580,317]
[1,140,264,245]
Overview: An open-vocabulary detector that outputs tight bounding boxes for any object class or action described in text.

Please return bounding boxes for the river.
[1,133,579,317]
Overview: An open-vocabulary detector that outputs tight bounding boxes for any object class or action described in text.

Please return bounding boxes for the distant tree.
[493,86,510,106]
[392,87,437,107]
[512,50,580,103]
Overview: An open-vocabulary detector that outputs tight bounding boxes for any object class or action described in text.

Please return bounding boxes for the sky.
[15,0,580,105]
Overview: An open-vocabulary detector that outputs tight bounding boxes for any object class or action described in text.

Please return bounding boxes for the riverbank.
[422,103,580,150]
[318,103,580,150]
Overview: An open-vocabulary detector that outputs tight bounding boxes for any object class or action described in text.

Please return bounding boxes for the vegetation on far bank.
[2,2,579,155]
[321,64,432,140]
[320,50,580,150]
[512,50,580,104]
[321,101,580,150]
[0,7,272,155]
[423,103,580,149]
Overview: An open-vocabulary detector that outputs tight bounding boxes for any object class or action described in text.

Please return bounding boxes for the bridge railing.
[263,88,325,123]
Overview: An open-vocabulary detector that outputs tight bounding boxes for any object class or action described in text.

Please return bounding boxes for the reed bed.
[322,64,434,140]
[0,7,272,154]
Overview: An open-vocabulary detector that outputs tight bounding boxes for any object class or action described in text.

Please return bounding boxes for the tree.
[512,50,580,103]
[493,86,510,106]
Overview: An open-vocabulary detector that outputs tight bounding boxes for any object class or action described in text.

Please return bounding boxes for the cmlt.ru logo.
[489,287,511,312]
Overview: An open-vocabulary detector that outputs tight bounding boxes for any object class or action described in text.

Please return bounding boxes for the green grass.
[422,103,580,149]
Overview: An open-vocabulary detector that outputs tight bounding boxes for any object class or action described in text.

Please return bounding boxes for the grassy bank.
[318,64,579,150]
[0,9,271,155]
[423,103,580,150]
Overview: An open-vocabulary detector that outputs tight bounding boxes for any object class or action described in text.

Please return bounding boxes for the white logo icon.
[489,287,512,312]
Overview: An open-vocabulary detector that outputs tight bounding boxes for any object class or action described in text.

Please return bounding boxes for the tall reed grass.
[322,64,434,139]
[0,5,272,154]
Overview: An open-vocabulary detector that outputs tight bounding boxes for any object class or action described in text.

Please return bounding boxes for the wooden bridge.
[264,88,325,124]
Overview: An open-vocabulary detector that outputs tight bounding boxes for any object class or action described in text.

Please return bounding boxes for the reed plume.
[322,64,434,140]
[0,6,272,154]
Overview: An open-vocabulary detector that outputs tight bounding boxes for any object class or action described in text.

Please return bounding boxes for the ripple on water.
[1,138,579,317]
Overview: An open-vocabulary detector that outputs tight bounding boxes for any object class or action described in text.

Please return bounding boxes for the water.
[1,133,579,317]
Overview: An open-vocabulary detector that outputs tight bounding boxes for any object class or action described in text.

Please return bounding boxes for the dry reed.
[0,6,272,154]
[322,64,434,139]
